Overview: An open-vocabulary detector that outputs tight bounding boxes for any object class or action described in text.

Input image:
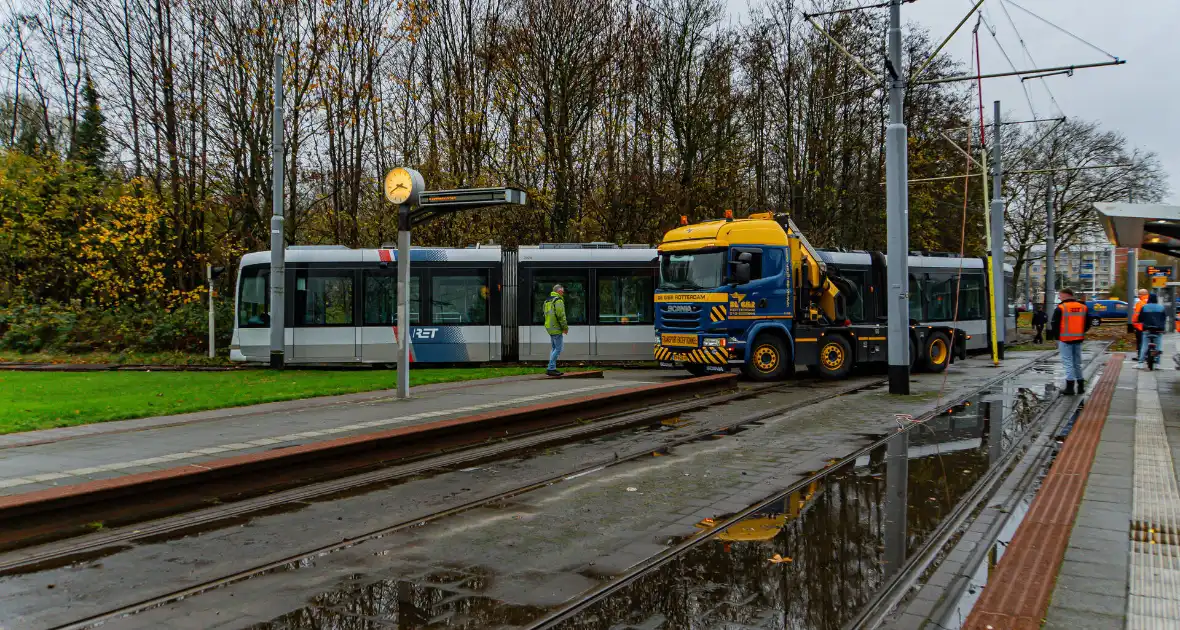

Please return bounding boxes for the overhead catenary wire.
[802,0,914,20]
[912,60,1125,86]
[967,2,1040,120]
[897,163,1132,185]
[1005,0,1119,62]
[997,0,1063,116]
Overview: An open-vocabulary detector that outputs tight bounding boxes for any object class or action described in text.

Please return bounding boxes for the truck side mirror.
[732,252,752,285]
[733,264,751,284]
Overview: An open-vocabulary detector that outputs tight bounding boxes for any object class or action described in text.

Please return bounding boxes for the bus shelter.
[1093,202,1180,329]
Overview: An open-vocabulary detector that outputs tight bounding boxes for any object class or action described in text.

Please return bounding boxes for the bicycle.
[1144,332,1163,371]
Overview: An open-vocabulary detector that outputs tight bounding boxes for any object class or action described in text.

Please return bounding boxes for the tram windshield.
[659,250,726,291]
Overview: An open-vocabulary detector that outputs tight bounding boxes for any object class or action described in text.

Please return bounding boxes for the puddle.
[251,567,545,629]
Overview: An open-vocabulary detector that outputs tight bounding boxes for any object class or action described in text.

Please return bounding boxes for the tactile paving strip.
[1128,370,1180,629]
[963,355,1122,630]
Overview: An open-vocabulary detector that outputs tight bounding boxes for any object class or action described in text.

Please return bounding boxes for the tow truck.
[653,211,966,380]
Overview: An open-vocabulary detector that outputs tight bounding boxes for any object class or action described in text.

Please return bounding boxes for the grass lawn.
[0,366,545,434]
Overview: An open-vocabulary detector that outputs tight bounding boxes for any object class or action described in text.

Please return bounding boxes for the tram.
[820,250,1016,352]
[230,244,1015,365]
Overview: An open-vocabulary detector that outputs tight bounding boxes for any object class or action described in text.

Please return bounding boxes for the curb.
[0,373,733,524]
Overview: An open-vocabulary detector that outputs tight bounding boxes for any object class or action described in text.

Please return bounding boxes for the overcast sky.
[728,0,1180,202]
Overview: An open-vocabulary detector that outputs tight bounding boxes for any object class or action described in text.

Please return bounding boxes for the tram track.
[18,374,886,630]
[0,372,733,552]
[524,354,1058,630]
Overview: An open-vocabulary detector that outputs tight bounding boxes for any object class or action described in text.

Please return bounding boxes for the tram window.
[295,270,354,326]
[840,269,868,323]
[958,273,985,319]
[597,270,654,324]
[908,275,924,320]
[363,272,420,325]
[432,272,489,325]
[926,273,957,321]
[531,272,588,325]
[237,265,269,327]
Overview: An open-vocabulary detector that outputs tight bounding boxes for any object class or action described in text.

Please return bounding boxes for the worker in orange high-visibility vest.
[1048,287,1092,395]
[1130,288,1149,356]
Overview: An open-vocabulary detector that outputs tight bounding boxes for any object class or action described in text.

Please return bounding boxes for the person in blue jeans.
[543,284,569,376]
[1135,294,1167,368]
[1048,288,1091,395]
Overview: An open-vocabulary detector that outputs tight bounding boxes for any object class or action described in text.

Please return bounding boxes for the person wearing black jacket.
[1031,306,1048,344]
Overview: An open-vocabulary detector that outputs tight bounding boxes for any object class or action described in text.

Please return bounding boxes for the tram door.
[292,269,360,362]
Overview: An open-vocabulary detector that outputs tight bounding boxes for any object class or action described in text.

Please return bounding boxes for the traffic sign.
[1153,276,1168,288]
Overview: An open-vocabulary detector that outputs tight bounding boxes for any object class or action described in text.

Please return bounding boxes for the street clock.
[383,167,425,205]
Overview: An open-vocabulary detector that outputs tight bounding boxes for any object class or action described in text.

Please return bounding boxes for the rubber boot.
[1077,378,1086,394]
[1063,380,1076,396]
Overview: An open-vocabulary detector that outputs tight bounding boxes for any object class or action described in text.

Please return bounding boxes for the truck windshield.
[659,250,726,290]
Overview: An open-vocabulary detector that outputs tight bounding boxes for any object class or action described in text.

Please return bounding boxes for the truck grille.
[659,304,704,330]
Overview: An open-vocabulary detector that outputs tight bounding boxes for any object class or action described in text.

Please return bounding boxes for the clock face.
[384,168,414,204]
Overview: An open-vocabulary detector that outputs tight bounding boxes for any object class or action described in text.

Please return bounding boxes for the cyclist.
[1136,294,1166,369]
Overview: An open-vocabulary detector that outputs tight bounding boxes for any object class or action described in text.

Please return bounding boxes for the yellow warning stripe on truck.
[654,345,729,365]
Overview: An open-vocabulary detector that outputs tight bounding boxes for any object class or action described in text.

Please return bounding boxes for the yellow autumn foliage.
[73,191,176,308]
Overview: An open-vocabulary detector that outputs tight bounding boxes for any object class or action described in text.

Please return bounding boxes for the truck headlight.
[703,338,723,347]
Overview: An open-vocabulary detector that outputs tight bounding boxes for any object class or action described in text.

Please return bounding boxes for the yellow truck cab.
[654,211,965,380]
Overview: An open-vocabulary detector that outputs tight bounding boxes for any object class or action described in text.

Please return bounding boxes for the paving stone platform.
[1039,336,1180,630]
[0,370,672,497]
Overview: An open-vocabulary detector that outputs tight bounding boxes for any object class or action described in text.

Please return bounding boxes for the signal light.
[724,209,734,221]
[680,215,689,225]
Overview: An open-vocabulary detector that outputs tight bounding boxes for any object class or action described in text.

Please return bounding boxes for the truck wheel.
[742,335,789,381]
[923,332,951,373]
[910,337,922,372]
[816,334,853,379]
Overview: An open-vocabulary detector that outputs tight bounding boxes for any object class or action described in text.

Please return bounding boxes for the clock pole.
[384,166,525,400]
[396,203,411,399]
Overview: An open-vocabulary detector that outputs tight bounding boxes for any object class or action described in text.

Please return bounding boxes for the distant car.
[1085,299,1129,326]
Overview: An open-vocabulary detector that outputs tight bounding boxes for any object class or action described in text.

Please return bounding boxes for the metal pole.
[1044,184,1055,312]
[396,204,411,399]
[991,100,1006,359]
[1025,262,1032,310]
[1091,250,1097,295]
[207,263,215,359]
[269,52,286,369]
[1126,248,1137,307]
[884,431,909,577]
[885,0,911,395]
